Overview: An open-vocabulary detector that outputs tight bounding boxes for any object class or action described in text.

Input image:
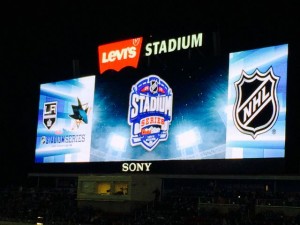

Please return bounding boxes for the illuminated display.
[35,33,288,166]
[226,44,288,159]
[35,76,95,163]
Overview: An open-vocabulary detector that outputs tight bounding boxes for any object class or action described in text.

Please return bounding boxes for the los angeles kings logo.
[233,67,279,139]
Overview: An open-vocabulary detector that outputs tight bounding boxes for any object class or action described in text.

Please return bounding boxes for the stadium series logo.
[128,75,173,151]
[233,67,279,139]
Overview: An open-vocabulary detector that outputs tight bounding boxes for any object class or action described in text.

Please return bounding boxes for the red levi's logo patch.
[98,37,143,74]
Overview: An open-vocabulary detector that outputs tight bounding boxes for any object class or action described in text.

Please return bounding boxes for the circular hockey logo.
[128,75,173,151]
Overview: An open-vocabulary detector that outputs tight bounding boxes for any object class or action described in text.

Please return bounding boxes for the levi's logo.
[98,37,143,74]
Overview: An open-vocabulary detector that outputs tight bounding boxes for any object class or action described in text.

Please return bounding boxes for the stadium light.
[108,133,127,152]
[176,127,202,150]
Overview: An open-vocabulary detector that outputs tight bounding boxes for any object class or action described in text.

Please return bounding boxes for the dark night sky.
[1,1,299,185]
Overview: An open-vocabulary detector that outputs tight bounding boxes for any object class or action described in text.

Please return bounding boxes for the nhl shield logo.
[43,101,57,129]
[233,67,279,139]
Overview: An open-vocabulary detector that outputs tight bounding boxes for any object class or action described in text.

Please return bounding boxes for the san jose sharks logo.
[69,97,89,128]
[43,101,57,129]
[233,67,279,139]
[128,75,173,151]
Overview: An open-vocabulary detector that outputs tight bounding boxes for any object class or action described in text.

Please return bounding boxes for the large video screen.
[35,33,288,165]
[226,44,288,159]
[35,76,96,163]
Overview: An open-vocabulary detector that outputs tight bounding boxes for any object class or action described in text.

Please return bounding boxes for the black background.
[1,1,299,185]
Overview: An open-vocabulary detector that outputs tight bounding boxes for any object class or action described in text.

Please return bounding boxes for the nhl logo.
[233,67,279,139]
[150,79,158,94]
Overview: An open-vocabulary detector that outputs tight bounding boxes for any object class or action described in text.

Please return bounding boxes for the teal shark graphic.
[69,98,89,125]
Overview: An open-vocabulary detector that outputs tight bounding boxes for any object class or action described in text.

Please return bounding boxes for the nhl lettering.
[233,67,279,138]
[128,75,173,151]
